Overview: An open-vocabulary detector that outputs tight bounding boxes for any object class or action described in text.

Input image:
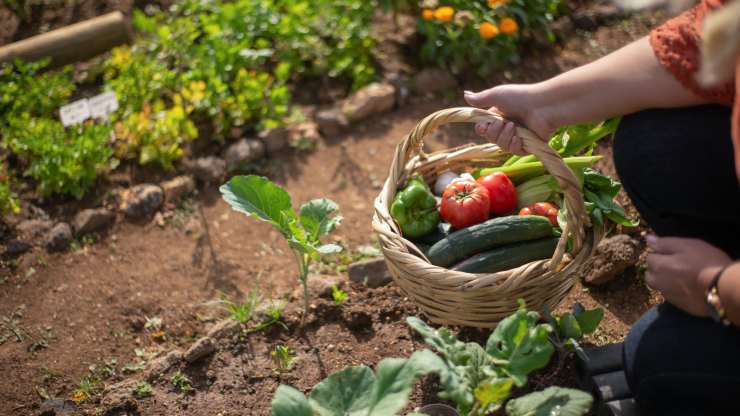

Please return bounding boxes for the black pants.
[614,105,740,415]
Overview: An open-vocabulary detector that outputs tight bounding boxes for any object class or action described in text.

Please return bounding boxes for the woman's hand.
[464,84,555,155]
[645,235,733,317]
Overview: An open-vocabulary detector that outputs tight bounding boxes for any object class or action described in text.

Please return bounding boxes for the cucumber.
[426,215,554,267]
[451,237,560,273]
[412,222,452,246]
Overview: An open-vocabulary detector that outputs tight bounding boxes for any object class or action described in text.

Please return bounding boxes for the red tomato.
[476,172,517,215]
[440,180,490,229]
[519,202,559,226]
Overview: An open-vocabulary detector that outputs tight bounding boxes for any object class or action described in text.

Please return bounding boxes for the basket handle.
[396,106,588,255]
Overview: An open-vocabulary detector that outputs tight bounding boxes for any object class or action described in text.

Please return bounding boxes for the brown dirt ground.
[0,7,671,416]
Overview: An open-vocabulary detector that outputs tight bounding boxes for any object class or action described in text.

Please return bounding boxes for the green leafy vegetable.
[221,175,342,319]
[271,350,444,416]
[505,386,593,416]
[582,168,639,228]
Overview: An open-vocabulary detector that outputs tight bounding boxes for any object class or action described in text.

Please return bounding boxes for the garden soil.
[0,7,668,416]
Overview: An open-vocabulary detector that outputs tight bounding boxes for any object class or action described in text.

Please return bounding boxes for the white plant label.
[59,99,90,127]
[88,92,119,120]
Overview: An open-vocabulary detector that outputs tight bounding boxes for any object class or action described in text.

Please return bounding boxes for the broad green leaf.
[557,314,582,340]
[367,350,446,416]
[220,175,296,234]
[505,387,593,416]
[300,198,342,240]
[271,385,313,416]
[309,365,376,416]
[573,307,603,335]
[473,378,514,412]
[486,307,554,387]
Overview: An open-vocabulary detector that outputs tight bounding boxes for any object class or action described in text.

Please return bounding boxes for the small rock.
[288,121,322,146]
[39,398,79,416]
[16,219,54,240]
[186,156,227,183]
[348,258,393,288]
[341,82,396,122]
[207,319,240,340]
[142,349,182,382]
[100,379,138,412]
[72,208,115,236]
[4,239,32,256]
[581,235,641,285]
[45,223,72,253]
[411,68,457,94]
[224,139,266,171]
[385,73,411,107]
[120,184,164,219]
[572,4,623,30]
[161,176,195,204]
[258,126,289,155]
[315,108,349,137]
[184,337,216,363]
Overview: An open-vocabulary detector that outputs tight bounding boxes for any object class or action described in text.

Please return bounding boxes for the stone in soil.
[348,258,393,288]
[223,138,266,171]
[120,184,164,219]
[142,349,182,382]
[315,108,349,137]
[186,156,227,183]
[411,68,457,94]
[16,218,54,240]
[341,82,396,122]
[581,234,641,285]
[100,379,138,413]
[161,175,196,204]
[184,337,216,363]
[45,223,72,253]
[38,398,79,416]
[288,121,322,147]
[4,239,32,256]
[72,208,115,236]
[259,126,289,155]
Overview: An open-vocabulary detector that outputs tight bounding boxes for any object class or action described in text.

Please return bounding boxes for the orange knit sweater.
[650,0,740,183]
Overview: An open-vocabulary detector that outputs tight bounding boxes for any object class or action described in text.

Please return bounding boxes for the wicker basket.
[372,107,601,328]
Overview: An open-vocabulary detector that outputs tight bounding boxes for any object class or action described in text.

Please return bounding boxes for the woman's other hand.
[646,235,733,317]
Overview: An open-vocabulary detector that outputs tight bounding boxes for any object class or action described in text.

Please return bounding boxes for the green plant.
[0,59,74,126]
[133,380,154,399]
[417,0,562,76]
[271,345,296,372]
[144,316,163,331]
[331,285,348,306]
[271,349,444,416]
[72,376,103,404]
[0,166,20,215]
[171,371,193,394]
[220,175,342,320]
[222,290,261,325]
[543,302,604,371]
[407,301,594,416]
[4,116,114,199]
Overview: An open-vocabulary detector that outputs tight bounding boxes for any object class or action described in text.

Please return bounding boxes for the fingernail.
[464,90,474,96]
[646,234,657,247]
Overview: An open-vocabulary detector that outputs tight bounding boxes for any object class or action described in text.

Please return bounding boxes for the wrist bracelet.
[706,262,734,326]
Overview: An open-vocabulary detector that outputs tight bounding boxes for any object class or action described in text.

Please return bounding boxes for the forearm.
[531,36,711,128]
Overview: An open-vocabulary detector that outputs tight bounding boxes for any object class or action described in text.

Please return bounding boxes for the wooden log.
[0,11,131,68]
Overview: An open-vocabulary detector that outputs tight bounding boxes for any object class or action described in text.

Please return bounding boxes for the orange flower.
[479,22,499,39]
[500,17,519,34]
[422,8,435,20]
[434,6,455,23]
[488,0,507,8]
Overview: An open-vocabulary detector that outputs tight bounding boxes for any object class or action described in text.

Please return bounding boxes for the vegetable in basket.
[452,237,560,274]
[476,172,518,215]
[477,155,602,184]
[519,202,559,226]
[439,179,490,230]
[391,176,440,238]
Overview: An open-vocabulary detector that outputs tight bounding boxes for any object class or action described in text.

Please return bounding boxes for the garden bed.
[0,2,673,415]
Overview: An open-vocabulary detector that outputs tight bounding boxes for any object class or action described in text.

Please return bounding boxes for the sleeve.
[650,0,735,105]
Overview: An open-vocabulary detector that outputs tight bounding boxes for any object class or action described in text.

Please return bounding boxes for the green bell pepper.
[391,176,440,238]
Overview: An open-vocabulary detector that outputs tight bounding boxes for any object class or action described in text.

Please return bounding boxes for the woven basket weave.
[372,107,601,328]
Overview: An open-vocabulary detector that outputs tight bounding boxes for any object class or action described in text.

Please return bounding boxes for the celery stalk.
[477,155,602,184]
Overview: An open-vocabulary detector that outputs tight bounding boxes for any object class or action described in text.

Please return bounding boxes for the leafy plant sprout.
[171,371,193,394]
[133,380,153,399]
[271,345,296,373]
[331,285,348,306]
[220,290,261,325]
[220,175,342,323]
